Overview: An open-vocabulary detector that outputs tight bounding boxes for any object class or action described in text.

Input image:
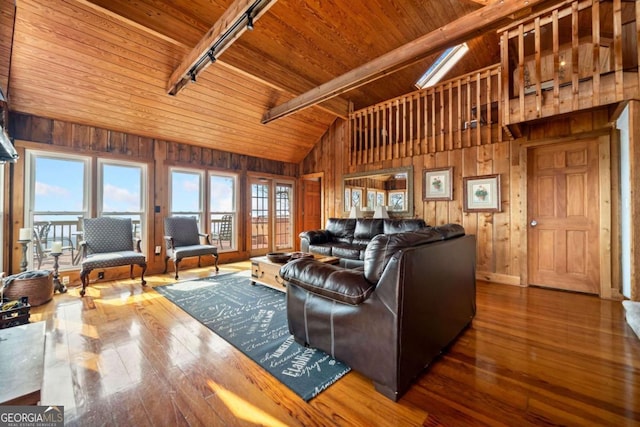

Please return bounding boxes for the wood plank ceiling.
[7,0,501,163]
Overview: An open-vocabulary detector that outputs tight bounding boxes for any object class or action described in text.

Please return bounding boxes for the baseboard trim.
[476,272,522,286]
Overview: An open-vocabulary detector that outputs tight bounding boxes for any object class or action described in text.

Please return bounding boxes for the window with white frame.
[25,151,90,271]
[98,160,146,246]
[170,168,204,226]
[210,172,237,252]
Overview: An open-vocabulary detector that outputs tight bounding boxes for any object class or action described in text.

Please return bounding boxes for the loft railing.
[349,65,504,166]
[349,0,640,166]
[500,0,640,124]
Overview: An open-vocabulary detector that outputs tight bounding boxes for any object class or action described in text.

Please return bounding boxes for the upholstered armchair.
[163,216,219,279]
[79,217,147,297]
[280,224,476,401]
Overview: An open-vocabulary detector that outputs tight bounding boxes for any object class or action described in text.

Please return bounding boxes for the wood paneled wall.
[304,106,621,291]
[0,0,14,94]
[7,112,298,278]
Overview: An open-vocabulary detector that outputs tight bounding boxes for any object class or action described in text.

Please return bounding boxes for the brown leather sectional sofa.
[299,217,427,267]
[281,224,476,401]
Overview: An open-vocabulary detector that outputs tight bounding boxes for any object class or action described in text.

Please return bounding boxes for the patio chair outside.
[212,214,233,249]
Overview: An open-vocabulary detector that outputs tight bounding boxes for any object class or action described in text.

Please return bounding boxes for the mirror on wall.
[343,166,413,216]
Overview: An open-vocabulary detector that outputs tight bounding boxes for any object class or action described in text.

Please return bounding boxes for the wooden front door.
[527,140,600,294]
[302,178,322,232]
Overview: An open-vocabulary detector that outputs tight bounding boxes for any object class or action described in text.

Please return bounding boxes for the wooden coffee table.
[250,254,339,291]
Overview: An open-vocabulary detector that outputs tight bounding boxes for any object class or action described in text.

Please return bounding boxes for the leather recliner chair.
[280,224,476,401]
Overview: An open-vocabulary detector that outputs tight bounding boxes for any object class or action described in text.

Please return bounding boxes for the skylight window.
[415,43,469,89]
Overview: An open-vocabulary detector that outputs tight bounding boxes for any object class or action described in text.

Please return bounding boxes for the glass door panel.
[250,180,270,254]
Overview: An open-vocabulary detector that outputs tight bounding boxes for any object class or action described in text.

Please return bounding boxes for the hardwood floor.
[28,262,640,426]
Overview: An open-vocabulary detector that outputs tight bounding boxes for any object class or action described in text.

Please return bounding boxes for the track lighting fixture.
[167,0,277,96]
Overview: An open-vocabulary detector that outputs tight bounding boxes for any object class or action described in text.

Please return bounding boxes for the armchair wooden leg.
[213,253,219,271]
[80,268,91,297]
[139,263,147,286]
[197,256,201,268]
[130,264,134,279]
[174,259,180,280]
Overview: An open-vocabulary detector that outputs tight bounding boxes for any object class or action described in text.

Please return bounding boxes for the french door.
[249,177,294,256]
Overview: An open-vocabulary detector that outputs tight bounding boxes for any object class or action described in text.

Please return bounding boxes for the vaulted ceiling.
[6,0,507,163]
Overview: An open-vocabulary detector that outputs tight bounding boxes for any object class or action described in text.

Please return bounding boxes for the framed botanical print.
[463,174,501,212]
[423,167,453,201]
[376,191,385,207]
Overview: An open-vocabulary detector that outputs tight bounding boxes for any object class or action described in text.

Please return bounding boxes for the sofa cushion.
[326,218,356,244]
[298,229,330,244]
[383,218,426,234]
[354,218,384,240]
[364,228,445,284]
[280,258,375,305]
[308,244,334,256]
[332,243,367,260]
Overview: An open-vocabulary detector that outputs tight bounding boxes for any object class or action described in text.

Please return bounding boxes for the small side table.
[50,252,67,293]
[18,239,30,272]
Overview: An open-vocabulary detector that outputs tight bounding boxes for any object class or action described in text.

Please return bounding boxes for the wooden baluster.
[466,76,472,148]
[416,93,422,156]
[382,103,388,161]
[395,99,400,159]
[431,89,436,153]
[374,106,380,163]
[571,1,579,111]
[402,97,407,158]
[613,0,623,101]
[439,86,445,152]
[422,92,428,155]
[552,10,560,115]
[457,79,463,148]
[497,67,503,142]
[534,17,542,118]
[501,31,510,126]
[409,95,414,158]
[448,82,453,151]
[475,72,481,145]
[486,70,492,145]
[364,110,370,164]
[517,24,525,123]
[593,0,600,105]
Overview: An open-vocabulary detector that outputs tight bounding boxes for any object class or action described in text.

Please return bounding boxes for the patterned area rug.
[155,271,350,401]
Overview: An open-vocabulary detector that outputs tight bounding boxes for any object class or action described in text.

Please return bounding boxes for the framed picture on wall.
[367,190,376,210]
[388,191,405,211]
[351,188,363,207]
[463,174,501,212]
[423,167,453,201]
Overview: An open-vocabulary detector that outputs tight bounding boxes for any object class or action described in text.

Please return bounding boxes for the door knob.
[530,220,538,227]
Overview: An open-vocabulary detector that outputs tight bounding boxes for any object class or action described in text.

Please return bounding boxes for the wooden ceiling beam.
[262,0,556,124]
[166,0,278,96]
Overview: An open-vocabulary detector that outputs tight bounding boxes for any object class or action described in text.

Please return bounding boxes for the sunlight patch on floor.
[207,380,289,427]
